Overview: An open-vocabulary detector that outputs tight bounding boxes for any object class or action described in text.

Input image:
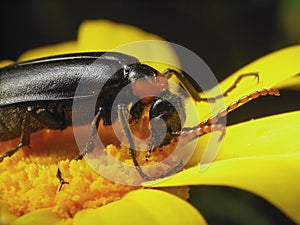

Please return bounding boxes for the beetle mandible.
[0,52,280,189]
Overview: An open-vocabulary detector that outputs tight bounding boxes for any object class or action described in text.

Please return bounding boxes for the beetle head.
[148,90,186,148]
[127,64,169,104]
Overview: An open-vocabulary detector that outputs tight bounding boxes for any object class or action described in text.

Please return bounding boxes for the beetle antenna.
[162,69,202,102]
[179,88,280,141]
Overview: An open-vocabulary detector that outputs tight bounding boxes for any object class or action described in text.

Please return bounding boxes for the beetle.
[0,52,280,189]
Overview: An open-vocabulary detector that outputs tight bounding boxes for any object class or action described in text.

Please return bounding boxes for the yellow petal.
[217,45,300,98]
[77,20,163,51]
[17,20,179,73]
[274,74,300,90]
[197,45,300,121]
[18,41,77,62]
[74,189,207,225]
[0,201,18,225]
[10,208,70,225]
[0,60,14,68]
[146,110,300,224]
[186,45,300,168]
[77,20,179,72]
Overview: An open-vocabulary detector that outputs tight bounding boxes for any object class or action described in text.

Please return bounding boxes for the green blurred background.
[0,0,299,224]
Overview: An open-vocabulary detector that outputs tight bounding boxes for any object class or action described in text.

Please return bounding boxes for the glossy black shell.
[0,52,139,106]
[0,52,140,141]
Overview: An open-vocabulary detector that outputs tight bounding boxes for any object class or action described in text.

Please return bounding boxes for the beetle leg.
[75,108,102,160]
[221,73,259,98]
[117,104,183,180]
[0,112,31,162]
[145,143,153,161]
[27,103,66,130]
[117,104,157,180]
[163,69,202,102]
[163,70,260,103]
[179,88,280,142]
[56,168,69,192]
[200,73,260,103]
[1,103,68,162]
[57,108,101,191]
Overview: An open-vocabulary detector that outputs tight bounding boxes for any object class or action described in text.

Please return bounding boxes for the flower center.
[0,114,179,219]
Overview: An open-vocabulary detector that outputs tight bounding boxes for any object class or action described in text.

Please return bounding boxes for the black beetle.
[0,52,280,188]
[0,52,199,183]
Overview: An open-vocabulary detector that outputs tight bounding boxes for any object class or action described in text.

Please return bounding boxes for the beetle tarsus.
[196,72,261,103]
[221,72,260,98]
[56,168,69,192]
[0,143,23,162]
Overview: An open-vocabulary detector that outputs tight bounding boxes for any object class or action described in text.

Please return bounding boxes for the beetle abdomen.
[0,106,45,141]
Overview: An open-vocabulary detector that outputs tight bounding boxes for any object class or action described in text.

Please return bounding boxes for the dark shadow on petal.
[189,185,297,225]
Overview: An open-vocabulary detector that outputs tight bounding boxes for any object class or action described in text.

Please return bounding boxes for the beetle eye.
[149,94,184,147]
[149,116,168,148]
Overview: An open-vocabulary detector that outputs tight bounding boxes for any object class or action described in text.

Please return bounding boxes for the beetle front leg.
[117,104,184,180]
[0,112,30,162]
[201,73,260,103]
[163,69,260,103]
[163,69,202,102]
[117,104,152,180]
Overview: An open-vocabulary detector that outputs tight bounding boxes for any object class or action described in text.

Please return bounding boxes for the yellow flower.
[0,20,299,225]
